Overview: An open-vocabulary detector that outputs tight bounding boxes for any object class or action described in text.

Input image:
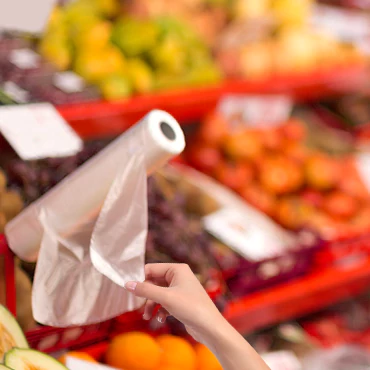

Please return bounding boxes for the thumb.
[125,281,169,304]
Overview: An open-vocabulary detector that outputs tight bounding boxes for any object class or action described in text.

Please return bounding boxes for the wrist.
[201,312,237,353]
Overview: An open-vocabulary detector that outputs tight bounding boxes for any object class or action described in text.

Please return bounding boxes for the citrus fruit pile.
[104,332,222,370]
[186,110,370,239]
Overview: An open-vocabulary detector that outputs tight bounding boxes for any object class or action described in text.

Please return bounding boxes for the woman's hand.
[125,263,223,344]
[125,263,270,370]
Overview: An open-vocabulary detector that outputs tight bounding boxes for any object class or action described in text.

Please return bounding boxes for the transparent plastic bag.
[25,110,185,326]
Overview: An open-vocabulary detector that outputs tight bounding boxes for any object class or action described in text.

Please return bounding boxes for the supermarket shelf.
[224,257,370,334]
[58,63,367,139]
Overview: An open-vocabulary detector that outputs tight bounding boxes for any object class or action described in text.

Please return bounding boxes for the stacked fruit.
[38,0,221,100]
[0,37,101,105]
[0,305,222,370]
[186,110,370,239]
[216,0,363,79]
[76,332,222,370]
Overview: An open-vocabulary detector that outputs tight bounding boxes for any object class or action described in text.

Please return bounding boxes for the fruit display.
[0,37,101,105]
[104,332,222,370]
[41,0,365,86]
[185,106,370,239]
[36,0,222,100]
[0,0,362,104]
[216,0,364,79]
[0,307,222,370]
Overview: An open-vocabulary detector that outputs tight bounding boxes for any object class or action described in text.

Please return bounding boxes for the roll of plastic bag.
[6,110,185,326]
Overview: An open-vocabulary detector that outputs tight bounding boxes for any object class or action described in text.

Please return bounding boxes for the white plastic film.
[9,110,185,326]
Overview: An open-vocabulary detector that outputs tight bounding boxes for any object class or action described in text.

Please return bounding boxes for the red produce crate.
[0,234,15,315]
[220,233,322,298]
[57,63,367,140]
[316,229,370,267]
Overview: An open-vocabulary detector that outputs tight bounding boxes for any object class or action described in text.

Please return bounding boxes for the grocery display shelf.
[58,63,368,139]
[224,257,370,334]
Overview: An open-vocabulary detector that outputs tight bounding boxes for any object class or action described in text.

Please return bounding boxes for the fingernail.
[157,315,165,324]
[143,313,150,320]
[125,281,137,291]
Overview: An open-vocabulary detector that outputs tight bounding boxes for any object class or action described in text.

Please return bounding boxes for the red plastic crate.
[57,63,368,140]
[0,234,15,315]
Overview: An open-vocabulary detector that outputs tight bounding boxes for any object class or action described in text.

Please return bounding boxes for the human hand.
[124,263,224,344]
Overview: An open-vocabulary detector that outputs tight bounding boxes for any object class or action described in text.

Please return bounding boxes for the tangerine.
[195,343,222,370]
[156,335,196,370]
[105,332,161,370]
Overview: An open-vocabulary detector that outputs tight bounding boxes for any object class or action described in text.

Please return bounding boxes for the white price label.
[203,208,287,261]
[355,151,370,190]
[9,49,40,70]
[0,0,57,33]
[53,72,85,94]
[2,81,30,103]
[217,94,293,128]
[311,4,370,43]
[66,357,115,370]
[0,103,83,160]
[262,351,302,370]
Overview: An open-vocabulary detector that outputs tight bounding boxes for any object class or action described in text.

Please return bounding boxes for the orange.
[59,351,97,365]
[156,335,196,370]
[195,343,222,370]
[105,332,161,370]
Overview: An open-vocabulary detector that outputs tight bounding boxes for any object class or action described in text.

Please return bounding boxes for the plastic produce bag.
[7,110,185,326]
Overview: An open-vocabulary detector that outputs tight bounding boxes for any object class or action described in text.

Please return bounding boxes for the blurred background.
[3,1,370,369]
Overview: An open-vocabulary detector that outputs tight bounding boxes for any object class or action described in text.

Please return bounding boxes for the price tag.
[66,357,114,370]
[9,49,40,69]
[262,351,302,370]
[203,208,291,261]
[0,0,57,33]
[0,103,83,160]
[53,72,85,94]
[355,151,370,190]
[217,94,293,128]
[311,4,370,43]
[2,81,30,103]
